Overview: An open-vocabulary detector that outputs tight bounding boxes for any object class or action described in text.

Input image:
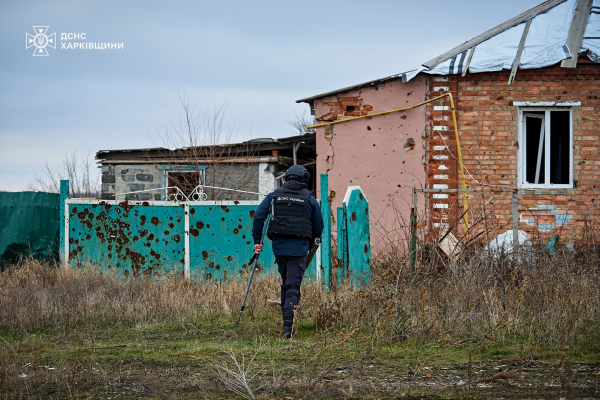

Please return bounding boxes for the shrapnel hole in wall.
[324,124,334,141]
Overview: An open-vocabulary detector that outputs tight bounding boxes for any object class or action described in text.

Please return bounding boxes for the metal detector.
[237,203,272,324]
[306,237,321,266]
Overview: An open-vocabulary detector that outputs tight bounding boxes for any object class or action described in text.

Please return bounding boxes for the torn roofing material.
[421,0,571,68]
[298,0,600,102]
[403,0,580,81]
[582,1,600,61]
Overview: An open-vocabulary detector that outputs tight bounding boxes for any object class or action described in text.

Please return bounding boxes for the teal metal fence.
[61,180,324,283]
[0,191,60,264]
[320,174,332,287]
[336,186,372,287]
[0,178,371,288]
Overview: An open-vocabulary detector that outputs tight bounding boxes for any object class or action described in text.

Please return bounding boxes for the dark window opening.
[550,111,570,184]
[168,171,202,198]
[346,106,355,113]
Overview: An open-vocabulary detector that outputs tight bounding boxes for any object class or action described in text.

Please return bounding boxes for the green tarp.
[0,191,60,264]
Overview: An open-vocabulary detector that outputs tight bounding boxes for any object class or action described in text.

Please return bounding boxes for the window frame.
[516,106,574,189]
[157,165,207,200]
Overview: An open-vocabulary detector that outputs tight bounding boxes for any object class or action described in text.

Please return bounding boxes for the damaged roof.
[96,132,316,164]
[298,0,600,102]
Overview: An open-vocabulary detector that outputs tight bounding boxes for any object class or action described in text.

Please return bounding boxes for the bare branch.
[288,109,316,134]
[30,151,100,198]
[152,94,260,201]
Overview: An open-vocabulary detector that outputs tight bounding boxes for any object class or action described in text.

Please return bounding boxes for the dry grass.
[1,242,599,398]
[0,258,286,334]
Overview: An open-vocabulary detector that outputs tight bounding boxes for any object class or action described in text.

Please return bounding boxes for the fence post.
[184,203,190,279]
[59,180,70,264]
[320,174,331,289]
[336,204,348,286]
[344,186,371,287]
[409,189,417,276]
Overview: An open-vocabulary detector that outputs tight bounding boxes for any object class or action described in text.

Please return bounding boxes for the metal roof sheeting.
[299,0,600,102]
[520,0,576,68]
[582,0,600,61]
[425,23,527,76]
[403,0,588,81]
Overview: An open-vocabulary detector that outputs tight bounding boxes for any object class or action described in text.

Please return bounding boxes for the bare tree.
[152,93,260,201]
[160,94,236,150]
[287,109,316,134]
[29,151,100,198]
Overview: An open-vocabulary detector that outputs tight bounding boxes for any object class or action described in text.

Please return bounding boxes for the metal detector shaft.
[238,209,272,321]
[240,257,259,314]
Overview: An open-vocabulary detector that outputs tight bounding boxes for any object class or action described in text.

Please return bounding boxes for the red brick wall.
[316,96,373,121]
[425,58,600,240]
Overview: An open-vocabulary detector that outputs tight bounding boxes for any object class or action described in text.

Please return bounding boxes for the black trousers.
[275,255,307,320]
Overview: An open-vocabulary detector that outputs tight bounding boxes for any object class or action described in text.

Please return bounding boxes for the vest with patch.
[267,181,313,240]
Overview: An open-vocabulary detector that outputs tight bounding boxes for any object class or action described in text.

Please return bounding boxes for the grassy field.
[1,249,599,399]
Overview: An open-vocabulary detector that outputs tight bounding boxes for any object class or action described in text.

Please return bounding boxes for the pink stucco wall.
[313,76,427,252]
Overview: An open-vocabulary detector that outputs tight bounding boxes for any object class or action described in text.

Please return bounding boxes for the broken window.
[157,165,207,201]
[518,108,572,188]
[168,171,203,199]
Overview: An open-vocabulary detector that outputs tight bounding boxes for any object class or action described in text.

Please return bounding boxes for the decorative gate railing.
[60,180,322,282]
[59,174,372,287]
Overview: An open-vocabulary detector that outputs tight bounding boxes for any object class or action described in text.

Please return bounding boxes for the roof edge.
[295,72,406,103]
[98,156,282,165]
[96,132,316,159]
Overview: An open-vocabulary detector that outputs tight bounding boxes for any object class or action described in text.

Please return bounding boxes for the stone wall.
[258,163,277,200]
[101,163,273,201]
[101,165,162,200]
[204,163,261,201]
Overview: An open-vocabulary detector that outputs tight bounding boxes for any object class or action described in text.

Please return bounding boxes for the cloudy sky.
[0,0,541,191]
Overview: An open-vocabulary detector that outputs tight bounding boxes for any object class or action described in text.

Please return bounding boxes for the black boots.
[283,318,294,338]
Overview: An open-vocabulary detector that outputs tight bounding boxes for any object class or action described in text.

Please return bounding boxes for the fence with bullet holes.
[60,175,373,286]
[60,180,322,282]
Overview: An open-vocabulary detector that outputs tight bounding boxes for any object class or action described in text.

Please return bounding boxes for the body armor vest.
[267,181,313,240]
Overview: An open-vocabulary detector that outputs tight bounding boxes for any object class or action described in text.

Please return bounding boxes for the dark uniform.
[252,167,324,337]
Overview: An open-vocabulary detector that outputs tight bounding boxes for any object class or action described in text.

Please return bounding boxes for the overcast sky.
[0,0,542,191]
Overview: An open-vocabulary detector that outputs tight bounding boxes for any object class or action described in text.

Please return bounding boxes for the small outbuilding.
[97,133,316,201]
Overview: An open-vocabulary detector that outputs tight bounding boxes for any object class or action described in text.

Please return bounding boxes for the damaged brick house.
[299,0,600,247]
[97,132,316,201]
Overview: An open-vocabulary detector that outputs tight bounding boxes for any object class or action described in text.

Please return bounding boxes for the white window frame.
[516,106,574,189]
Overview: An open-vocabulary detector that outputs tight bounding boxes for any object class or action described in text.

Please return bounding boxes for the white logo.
[278,197,305,203]
[26,26,56,56]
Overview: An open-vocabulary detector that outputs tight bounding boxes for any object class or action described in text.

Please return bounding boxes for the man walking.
[252,165,324,338]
